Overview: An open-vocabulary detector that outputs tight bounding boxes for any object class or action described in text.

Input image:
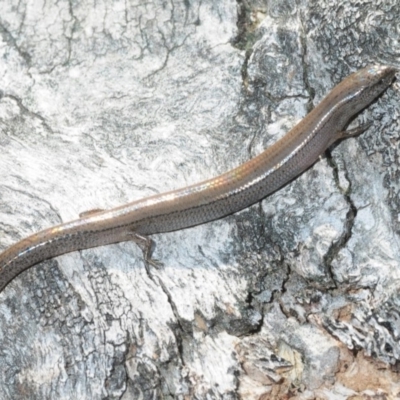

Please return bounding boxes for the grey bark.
[0,0,399,398]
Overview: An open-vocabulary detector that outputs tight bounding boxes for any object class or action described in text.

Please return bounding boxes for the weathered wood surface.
[0,0,399,398]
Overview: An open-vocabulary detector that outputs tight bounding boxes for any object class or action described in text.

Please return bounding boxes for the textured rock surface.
[0,0,399,398]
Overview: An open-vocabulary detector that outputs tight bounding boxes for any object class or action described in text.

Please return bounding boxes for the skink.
[0,64,396,291]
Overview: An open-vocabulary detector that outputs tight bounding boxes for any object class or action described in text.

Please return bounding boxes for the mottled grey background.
[0,0,399,399]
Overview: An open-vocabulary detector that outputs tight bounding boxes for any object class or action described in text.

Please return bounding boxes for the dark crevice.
[298,13,315,114]
[274,260,290,300]
[323,149,357,286]
[240,49,252,91]
[1,93,54,135]
[275,260,292,319]
[61,0,79,68]
[233,1,267,89]
[232,0,265,51]
[0,22,31,65]
[142,262,186,368]
[144,30,192,80]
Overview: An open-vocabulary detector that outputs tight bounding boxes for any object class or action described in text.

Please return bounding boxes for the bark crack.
[0,93,54,135]
[143,261,186,368]
[0,22,31,65]
[324,148,357,285]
